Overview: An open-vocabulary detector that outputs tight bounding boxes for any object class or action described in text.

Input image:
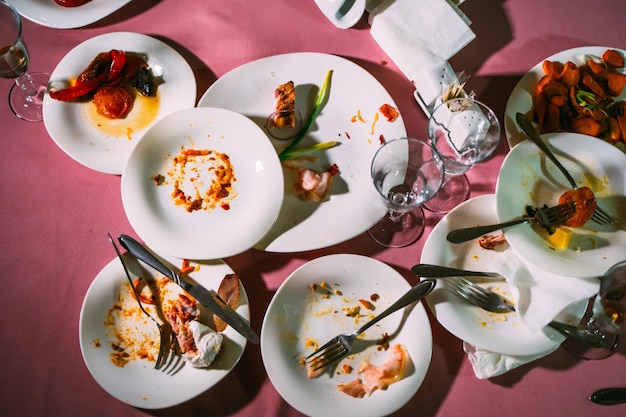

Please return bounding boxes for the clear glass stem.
[14,72,45,105]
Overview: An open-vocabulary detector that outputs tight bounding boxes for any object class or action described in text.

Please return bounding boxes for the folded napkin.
[464,254,599,379]
[366,0,475,111]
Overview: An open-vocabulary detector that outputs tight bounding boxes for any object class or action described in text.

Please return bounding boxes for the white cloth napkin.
[463,254,599,379]
[366,0,475,110]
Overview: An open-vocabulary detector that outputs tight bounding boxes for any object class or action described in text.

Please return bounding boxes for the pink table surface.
[1,1,625,416]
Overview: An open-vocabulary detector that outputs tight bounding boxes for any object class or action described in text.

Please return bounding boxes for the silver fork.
[108,233,175,371]
[516,112,618,226]
[306,279,435,372]
[451,277,607,347]
[446,202,575,243]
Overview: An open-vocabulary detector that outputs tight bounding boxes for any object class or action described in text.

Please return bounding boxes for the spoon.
[314,0,366,29]
[589,387,626,405]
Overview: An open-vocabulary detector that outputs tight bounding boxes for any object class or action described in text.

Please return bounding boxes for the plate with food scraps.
[121,106,284,260]
[79,251,249,409]
[43,32,196,175]
[260,254,432,417]
[11,0,131,29]
[198,52,407,252]
[422,194,588,356]
[496,132,626,278]
[504,46,626,151]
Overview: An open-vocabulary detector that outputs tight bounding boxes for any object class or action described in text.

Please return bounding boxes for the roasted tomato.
[558,186,597,227]
[93,86,133,119]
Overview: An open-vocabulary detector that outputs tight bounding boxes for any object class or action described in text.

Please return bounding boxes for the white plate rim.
[421,194,586,356]
[43,31,196,175]
[198,52,407,252]
[260,253,432,417]
[495,133,626,278]
[504,45,626,149]
[79,252,249,409]
[121,106,284,260]
[11,0,132,29]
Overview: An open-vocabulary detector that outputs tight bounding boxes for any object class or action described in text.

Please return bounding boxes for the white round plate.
[504,46,626,149]
[121,107,284,260]
[79,253,249,409]
[43,32,196,174]
[496,133,626,278]
[422,195,587,356]
[198,52,407,252]
[11,0,131,29]
[261,254,432,417]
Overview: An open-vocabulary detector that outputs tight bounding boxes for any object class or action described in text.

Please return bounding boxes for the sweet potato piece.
[534,93,548,124]
[582,72,610,98]
[559,62,580,87]
[603,49,625,68]
[571,117,602,136]
[569,86,586,115]
[606,72,626,96]
[550,95,568,107]
[586,59,607,76]
[542,81,569,97]
[618,115,626,143]
[543,60,563,77]
[607,117,622,143]
[541,102,560,133]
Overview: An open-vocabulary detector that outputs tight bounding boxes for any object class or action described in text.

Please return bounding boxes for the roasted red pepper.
[49,71,108,101]
[105,50,127,83]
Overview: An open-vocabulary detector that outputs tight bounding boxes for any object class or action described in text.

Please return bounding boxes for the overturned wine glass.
[561,260,626,360]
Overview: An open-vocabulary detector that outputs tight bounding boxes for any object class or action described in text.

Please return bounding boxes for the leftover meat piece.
[273,81,296,128]
[337,344,410,398]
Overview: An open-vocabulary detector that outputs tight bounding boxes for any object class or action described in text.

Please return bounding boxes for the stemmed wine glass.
[0,1,49,122]
[368,137,444,248]
[424,97,501,213]
[561,260,626,360]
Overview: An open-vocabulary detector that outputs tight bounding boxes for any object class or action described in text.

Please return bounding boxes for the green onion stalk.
[278,70,338,161]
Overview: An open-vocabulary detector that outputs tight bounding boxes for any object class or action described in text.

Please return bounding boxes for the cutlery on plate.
[107,233,176,371]
[306,279,435,372]
[589,387,626,405]
[451,277,607,347]
[446,202,575,243]
[515,112,618,225]
[411,264,502,279]
[117,234,260,345]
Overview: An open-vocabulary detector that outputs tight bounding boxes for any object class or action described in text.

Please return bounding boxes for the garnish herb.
[279,70,334,161]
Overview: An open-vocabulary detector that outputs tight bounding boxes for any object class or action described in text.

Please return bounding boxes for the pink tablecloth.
[1,1,625,416]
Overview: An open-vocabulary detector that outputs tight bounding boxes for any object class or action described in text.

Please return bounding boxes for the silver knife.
[118,234,259,344]
[411,264,502,279]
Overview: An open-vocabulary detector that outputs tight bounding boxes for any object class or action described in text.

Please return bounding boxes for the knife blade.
[589,387,626,405]
[411,264,502,279]
[118,234,259,344]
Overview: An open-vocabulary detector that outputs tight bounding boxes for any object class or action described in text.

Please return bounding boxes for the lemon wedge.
[548,227,572,249]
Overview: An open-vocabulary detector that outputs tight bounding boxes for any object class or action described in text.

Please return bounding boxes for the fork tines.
[306,339,347,371]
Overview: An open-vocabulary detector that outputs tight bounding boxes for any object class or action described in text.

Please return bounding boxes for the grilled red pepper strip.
[106,49,127,82]
[49,71,108,101]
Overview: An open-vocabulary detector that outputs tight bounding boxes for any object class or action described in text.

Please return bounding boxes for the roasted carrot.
[606,72,626,96]
[603,49,625,68]
[571,117,602,136]
[559,61,580,87]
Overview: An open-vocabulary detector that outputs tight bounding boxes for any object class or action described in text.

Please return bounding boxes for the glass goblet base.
[9,72,50,122]
[561,332,619,360]
[368,206,426,248]
[423,174,470,214]
[560,307,620,360]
